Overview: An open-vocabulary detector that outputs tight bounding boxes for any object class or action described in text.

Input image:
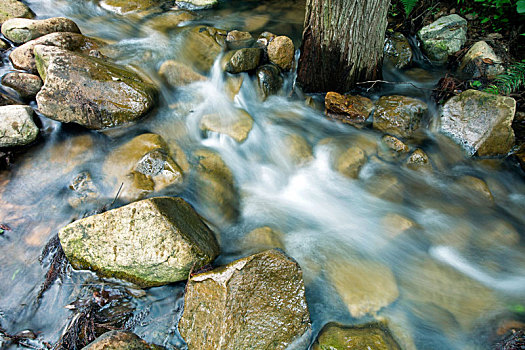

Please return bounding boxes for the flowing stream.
[1,0,525,349]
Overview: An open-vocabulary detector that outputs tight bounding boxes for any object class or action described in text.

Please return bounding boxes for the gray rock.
[223,47,262,74]
[384,32,413,69]
[34,45,157,130]
[175,0,218,10]
[418,14,467,61]
[1,17,80,44]
[438,89,516,156]
[373,95,428,138]
[179,249,311,350]
[58,197,220,287]
[459,41,504,79]
[158,60,205,88]
[82,330,164,350]
[10,32,106,74]
[2,72,43,99]
[256,64,283,100]
[0,0,34,25]
[0,105,39,147]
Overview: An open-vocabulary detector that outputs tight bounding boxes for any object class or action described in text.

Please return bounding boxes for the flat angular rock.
[418,14,467,61]
[2,72,43,99]
[0,105,39,148]
[34,45,157,129]
[200,109,253,143]
[82,331,164,350]
[58,197,220,287]
[1,17,80,44]
[438,89,515,156]
[312,322,401,350]
[179,249,311,350]
[325,92,374,128]
[373,95,428,139]
[0,0,34,25]
[459,41,504,79]
[10,32,106,74]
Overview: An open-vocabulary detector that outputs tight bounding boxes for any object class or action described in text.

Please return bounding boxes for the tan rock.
[267,35,294,70]
[325,92,374,128]
[373,95,428,138]
[335,146,366,179]
[241,226,285,252]
[200,109,253,143]
[312,322,401,350]
[2,17,80,44]
[159,60,206,88]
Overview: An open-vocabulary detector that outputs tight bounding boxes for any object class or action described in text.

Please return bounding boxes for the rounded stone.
[267,35,294,70]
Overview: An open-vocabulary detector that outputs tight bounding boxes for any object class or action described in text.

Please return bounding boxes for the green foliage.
[485,61,525,94]
[458,0,524,32]
[400,0,419,14]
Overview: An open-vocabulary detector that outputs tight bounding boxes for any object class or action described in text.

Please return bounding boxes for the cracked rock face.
[58,197,220,287]
[179,249,311,350]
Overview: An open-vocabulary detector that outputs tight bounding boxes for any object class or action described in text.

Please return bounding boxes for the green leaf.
[517,0,525,14]
[0,229,4,235]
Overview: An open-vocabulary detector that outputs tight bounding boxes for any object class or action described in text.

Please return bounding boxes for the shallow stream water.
[1,1,525,349]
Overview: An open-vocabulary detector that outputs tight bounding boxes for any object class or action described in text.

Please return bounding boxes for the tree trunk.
[297,0,391,93]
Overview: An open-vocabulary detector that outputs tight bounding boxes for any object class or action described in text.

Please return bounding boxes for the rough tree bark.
[297,0,391,93]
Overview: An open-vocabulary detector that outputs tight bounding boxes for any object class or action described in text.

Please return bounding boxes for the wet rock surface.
[158,60,206,88]
[179,26,223,72]
[312,322,401,350]
[1,72,43,99]
[0,0,34,25]
[58,197,220,287]
[256,63,283,99]
[103,133,186,201]
[0,105,39,148]
[179,249,310,350]
[438,89,516,156]
[34,45,157,129]
[267,35,294,70]
[83,330,165,349]
[373,95,428,138]
[200,108,254,143]
[325,92,374,128]
[418,14,467,61]
[384,32,412,69]
[175,0,218,10]
[10,32,106,73]
[1,17,80,44]
[223,47,262,74]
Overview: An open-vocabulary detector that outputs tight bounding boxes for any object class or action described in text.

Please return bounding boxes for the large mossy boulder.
[0,0,34,25]
[10,32,106,73]
[179,249,311,350]
[103,133,187,202]
[1,17,80,44]
[438,89,516,156]
[83,331,165,350]
[0,105,39,148]
[58,197,220,287]
[418,14,467,62]
[34,45,157,129]
[312,322,401,350]
[373,95,428,139]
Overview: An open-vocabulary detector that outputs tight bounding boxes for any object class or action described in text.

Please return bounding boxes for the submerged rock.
[158,60,206,88]
[200,108,254,143]
[99,0,164,14]
[0,0,34,25]
[226,30,254,50]
[34,45,157,129]
[325,92,374,128]
[335,146,367,179]
[59,197,220,287]
[405,149,431,171]
[256,64,283,100]
[2,72,43,99]
[103,133,186,202]
[0,105,39,148]
[68,171,100,208]
[438,89,516,156]
[284,134,313,166]
[326,259,399,318]
[267,35,294,71]
[0,92,20,106]
[241,226,285,252]
[455,175,494,204]
[378,135,409,161]
[10,32,106,74]
[312,322,401,350]
[418,14,467,61]
[179,26,223,72]
[223,47,262,74]
[384,32,413,69]
[373,95,428,139]
[459,41,504,79]
[179,249,311,350]
[142,10,196,33]
[1,17,80,44]
[83,330,165,349]
[194,149,239,223]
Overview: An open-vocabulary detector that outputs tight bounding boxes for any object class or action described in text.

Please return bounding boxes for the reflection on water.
[1,0,524,349]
